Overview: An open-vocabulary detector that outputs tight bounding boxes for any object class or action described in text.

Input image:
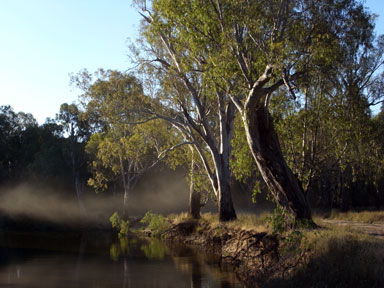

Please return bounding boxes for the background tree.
[57,103,90,215]
[74,69,186,217]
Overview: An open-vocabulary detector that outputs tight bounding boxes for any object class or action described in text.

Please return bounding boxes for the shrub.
[110,212,130,237]
[266,206,295,234]
[140,211,170,237]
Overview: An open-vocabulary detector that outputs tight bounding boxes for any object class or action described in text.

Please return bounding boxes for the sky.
[0,0,383,124]
[0,0,141,124]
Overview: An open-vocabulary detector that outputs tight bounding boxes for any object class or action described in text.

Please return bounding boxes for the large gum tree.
[132,2,239,222]
[134,0,373,223]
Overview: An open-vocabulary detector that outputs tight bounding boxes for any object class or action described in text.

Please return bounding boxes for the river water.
[0,231,243,288]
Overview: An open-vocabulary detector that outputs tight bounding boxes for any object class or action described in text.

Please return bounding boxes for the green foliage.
[110,212,130,237]
[231,115,255,182]
[280,229,303,255]
[266,206,308,255]
[266,206,295,235]
[77,70,183,198]
[0,105,78,185]
[251,182,262,204]
[135,0,381,220]
[140,211,170,237]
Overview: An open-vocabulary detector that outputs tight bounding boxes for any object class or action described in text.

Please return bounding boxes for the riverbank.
[137,212,384,288]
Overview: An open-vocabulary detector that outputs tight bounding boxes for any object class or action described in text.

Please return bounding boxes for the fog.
[0,167,272,229]
[0,171,190,228]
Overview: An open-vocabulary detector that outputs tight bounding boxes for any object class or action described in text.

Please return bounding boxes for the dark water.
[0,231,243,288]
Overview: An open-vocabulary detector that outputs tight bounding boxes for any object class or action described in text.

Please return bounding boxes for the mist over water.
[0,166,270,229]
[0,171,190,227]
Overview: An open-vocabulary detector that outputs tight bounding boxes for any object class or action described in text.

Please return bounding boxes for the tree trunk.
[375,186,381,211]
[374,175,381,210]
[188,153,201,219]
[216,156,237,222]
[242,106,312,222]
[70,146,86,217]
[74,172,86,216]
[120,157,129,219]
[189,189,201,219]
[218,178,236,222]
[123,187,129,219]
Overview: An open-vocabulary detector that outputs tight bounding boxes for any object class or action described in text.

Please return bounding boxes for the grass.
[316,209,384,224]
[266,227,384,288]
[168,212,270,232]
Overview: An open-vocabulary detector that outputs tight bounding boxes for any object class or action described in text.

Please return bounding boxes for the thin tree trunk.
[74,172,86,216]
[119,157,129,219]
[189,151,201,219]
[242,106,312,222]
[375,185,381,210]
[374,175,381,210]
[70,145,86,217]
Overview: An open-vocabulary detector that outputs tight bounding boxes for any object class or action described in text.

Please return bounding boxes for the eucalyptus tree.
[132,1,245,221]
[57,103,90,215]
[73,69,186,217]
[134,0,374,222]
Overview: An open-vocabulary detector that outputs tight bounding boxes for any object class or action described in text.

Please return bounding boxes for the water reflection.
[0,231,243,288]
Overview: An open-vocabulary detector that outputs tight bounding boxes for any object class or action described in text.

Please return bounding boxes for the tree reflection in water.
[0,232,242,288]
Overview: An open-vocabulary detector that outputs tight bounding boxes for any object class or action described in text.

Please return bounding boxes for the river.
[0,230,244,287]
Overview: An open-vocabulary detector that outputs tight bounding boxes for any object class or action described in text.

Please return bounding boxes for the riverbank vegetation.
[1,0,384,285]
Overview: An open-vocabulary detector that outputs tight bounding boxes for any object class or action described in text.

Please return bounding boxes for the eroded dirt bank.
[144,219,286,287]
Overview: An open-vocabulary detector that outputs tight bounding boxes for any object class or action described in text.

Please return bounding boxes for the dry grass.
[266,227,384,287]
[199,212,270,232]
[167,212,270,232]
[224,213,270,231]
[318,210,384,224]
[167,212,191,224]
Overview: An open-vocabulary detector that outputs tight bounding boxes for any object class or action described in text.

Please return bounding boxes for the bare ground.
[322,219,384,239]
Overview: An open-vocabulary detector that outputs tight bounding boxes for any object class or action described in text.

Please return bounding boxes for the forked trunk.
[243,106,312,222]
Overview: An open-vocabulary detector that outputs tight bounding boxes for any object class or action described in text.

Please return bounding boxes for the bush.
[140,211,170,237]
[266,206,295,234]
[110,212,130,237]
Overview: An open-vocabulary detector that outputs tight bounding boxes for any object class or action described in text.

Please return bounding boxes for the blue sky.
[0,0,140,123]
[0,0,383,124]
